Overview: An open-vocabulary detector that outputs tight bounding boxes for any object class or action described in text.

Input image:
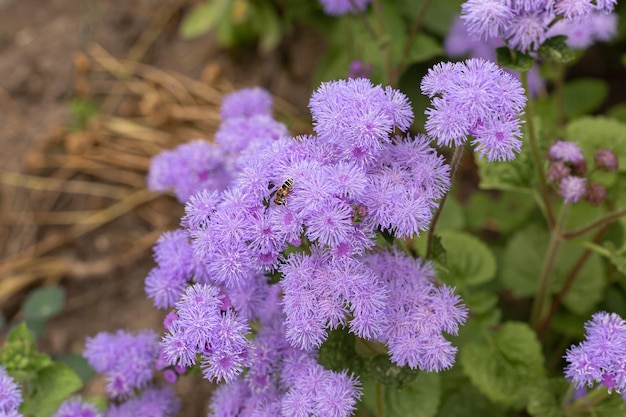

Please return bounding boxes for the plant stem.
[372,0,393,84]
[348,0,378,39]
[554,62,566,136]
[376,381,385,417]
[391,0,434,85]
[562,206,626,239]
[530,204,569,329]
[425,145,464,259]
[564,387,609,414]
[520,71,555,227]
[537,226,608,338]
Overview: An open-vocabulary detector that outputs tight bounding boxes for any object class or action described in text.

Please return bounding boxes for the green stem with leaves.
[530,204,569,329]
[391,0,434,85]
[520,71,555,227]
[562,206,626,239]
[425,145,464,259]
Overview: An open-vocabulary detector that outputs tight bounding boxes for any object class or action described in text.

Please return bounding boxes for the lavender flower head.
[564,311,626,393]
[53,398,102,417]
[220,87,273,120]
[559,176,587,203]
[106,387,180,417]
[318,0,372,16]
[547,11,618,49]
[147,140,231,203]
[83,330,160,398]
[0,366,22,416]
[548,140,585,163]
[461,0,617,52]
[421,58,526,161]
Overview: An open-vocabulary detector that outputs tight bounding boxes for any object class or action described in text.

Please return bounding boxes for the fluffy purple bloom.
[83,330,159,399]
[220,87,273,120]
[547,11,618,48]
[564,312,626,392]
[548,141,585,163]
[106,387,180,417]
[559,176,587,203]
[147,140,230,202]
[504,10,551,51]
[309,78,413,164]
[461,0,513,40]
[421,59,526,161]
[318,0,371,15]
[554,0,594,20]
[53,399,102,417]
[0,367,21,414]
[215,115,289,156]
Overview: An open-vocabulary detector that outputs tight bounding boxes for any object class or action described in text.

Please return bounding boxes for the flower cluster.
[461,0,617,52]
[83,330,161,398]
[53,398,102,417]
[317,0,372,16]
[547,141,616,205]
[564,311,626,392]
[421,58,527,161]
[0,366,22,417]
[144,80,468,416]
[160,283,252,383]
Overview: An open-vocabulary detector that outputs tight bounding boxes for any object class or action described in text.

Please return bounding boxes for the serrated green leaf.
[567,117,626,174]
[366,354,419,388]
[430,234,448,266]
[496,47,534,72]
[464,291,499,316]
[526,378,567,417]
[318,329,364,374]
[502,225,605,315]
[55,354,95,383]
[474,139,535,192]
[179,0,232,39]
[538,36,576,63]
[437,231,497,286]
[385,372,441,417]
[563,79,608,120]
[437,197,465,231]
[19,363,83,417]
[437,384,507,417]
[23,286,66,321]
[465,191,535,234]
[406,34,443,64]
[460,322,545,408]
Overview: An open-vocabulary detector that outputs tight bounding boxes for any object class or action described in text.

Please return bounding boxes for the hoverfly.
[274,178,294,205]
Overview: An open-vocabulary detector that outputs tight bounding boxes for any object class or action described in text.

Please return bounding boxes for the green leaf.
[502,225,605,315]
[496,47,534,72]
[437,231,497,286]
[253,2,281,52]
[437,197,465,231]
[55,354,95,383]
[563,79,608,120]
[567,117,626,174]
[460,322,545,408]
[405,33,443,64]
[384,372,441,417]
[0,323,52,382]
[465,191,535,234]
[526,378,567,417]
[607,103,626,124]
[179,0,232,39]
[366,354,420,388]
[20,363,83,417]
[474,138,535,192]
[538,36,576,64]
[397,0,463,37]
[437,384,507,417]
[318,329,364,374]
[464,291,499,316]
[23,286,66,321]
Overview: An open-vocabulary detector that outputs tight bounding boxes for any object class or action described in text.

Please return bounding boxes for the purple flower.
[53,398,102,417]
[318,0,372,16]
[421,59,526,161]
[461,0,513,40]
[559,176,587,203]
[504,10,550,51]
[147,140,230,203]
[83,330,159,399]
[554,0,594,20]
[547,11,618,48]
[215,115,289,156]
[220,87,273,120]
[548,141,585,163]
[564,311,626,392]
[0,366,22,414]
[106,387,180,417]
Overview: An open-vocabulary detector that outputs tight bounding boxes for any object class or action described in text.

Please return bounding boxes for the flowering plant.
[3,1,626,417]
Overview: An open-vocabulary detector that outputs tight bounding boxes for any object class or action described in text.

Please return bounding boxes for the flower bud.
[594,148,618,172]
[585,183,607,206]
[559,176,587,203]
[571,159,588,176]
[548,161,571,181]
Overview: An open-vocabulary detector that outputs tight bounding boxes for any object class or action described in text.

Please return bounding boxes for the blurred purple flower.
[318,0,371,16]
[220,87,273,120]
[0,366,22,415]
[53,398,101,417]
